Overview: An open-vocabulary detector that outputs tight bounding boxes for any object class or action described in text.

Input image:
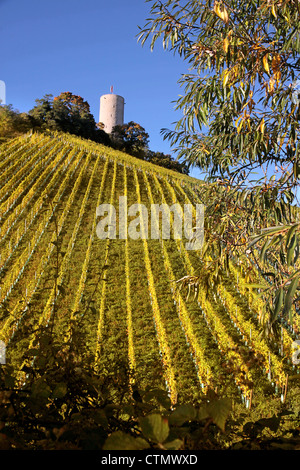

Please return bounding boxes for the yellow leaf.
[223,37,229,53]
[267,77,275,94]
[223,69,230,88]
[271,4,277,18]
[235,115,242,128]
[214,2,229,23]
[263,54,270,74]
[236,116,244,134]
[222,6,229,23]
[213,2,220,16]
[271,54,281,85]
[274,70,281,85]
[259,118,265,134]
[272,53,281,72]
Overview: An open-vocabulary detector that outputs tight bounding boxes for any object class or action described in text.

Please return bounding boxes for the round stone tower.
[99,89,125,134]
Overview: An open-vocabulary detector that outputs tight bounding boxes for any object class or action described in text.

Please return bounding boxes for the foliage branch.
[138,0,300,337]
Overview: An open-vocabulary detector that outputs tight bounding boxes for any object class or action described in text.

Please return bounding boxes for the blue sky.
[0,0,204,179]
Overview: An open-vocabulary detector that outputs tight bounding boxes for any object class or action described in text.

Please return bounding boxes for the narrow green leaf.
[283,276,300,318]
[287,234,298,266]
[286,224,299,249]
[247,236,264,248]
[293,161,300,179]
[272,287,284,321]
[243,283,267,290]
[260,237,271,263]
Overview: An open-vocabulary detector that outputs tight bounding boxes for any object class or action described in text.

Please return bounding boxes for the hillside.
[0,131,300,449]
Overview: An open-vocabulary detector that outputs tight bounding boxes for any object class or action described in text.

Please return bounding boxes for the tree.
[0,104,35,140]
[29,94,54,128]
[138,0,300,338]
[111,121,149,158]
[147,150,189,174]
[52,92,95,137]
[29,92,110,144]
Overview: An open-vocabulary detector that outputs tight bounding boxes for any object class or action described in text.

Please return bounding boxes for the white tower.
[99,87,125,134]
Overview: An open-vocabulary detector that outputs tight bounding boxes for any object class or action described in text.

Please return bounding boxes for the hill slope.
[0,132,295,407]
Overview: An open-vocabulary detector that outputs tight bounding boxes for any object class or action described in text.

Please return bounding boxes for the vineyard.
[0,131,299,432]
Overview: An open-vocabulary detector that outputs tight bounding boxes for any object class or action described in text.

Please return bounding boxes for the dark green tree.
[29,92,110,144]
[111,121,149,158]
[28,94,55,129]
[147,150,189,174]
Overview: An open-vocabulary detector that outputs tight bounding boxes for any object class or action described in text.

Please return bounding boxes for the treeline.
[0,92,189,174]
